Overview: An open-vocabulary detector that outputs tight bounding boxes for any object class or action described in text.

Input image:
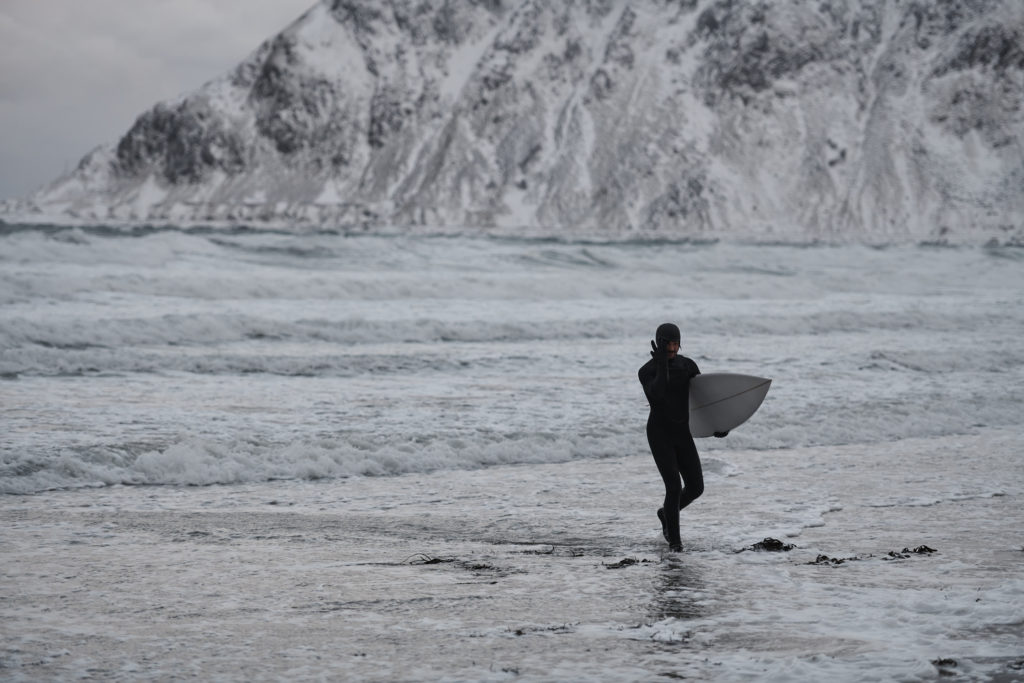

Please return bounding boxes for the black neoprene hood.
[655,323,680,345]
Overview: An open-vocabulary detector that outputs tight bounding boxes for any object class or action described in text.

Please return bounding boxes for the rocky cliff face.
[6,0,1023,243]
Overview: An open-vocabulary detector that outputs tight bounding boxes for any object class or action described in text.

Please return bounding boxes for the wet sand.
[2,430,1023,681]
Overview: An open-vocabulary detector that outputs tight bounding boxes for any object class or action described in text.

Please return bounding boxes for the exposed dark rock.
[470,0,504,12]
[481,68,513,92]
[908,0,999,40]
[368,87,408,148]
[432,1,462,44]
[692,2,845,104]
[493,1,542,54]
[604,8,636,69]
[646,177,710,231]
[115,101,247,184]
[328,0,385,35]
[934,24,1024,75]
[250,35,346,157]
[590,69,614,100]
[696,8,719,37]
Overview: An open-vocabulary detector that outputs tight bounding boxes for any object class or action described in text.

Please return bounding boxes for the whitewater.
[2,226,1022,680]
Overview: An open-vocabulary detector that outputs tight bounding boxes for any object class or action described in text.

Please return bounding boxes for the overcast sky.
[0,0,316,200]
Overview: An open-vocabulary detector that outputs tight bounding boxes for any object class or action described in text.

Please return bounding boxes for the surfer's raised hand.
[650,339,669,363]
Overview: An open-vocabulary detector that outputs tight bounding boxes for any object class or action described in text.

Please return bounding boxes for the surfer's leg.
[647,423,683,548]
[675,433,704,510]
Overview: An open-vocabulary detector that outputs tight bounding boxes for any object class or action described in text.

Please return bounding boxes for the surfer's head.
[655,323,681,358]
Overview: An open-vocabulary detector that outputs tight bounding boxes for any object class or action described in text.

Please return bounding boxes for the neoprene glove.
[650,339,670,364]
[714,431,729,438]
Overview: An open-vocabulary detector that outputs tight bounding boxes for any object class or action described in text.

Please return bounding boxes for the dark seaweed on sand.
[740,538,796,552]
[403,553,456,565]
[884,545,937,560]
[808,554,860,566]
[603,557,653,569]
[808,545,938,566]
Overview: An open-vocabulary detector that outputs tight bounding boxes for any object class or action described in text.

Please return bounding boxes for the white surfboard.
[689,373,771,438]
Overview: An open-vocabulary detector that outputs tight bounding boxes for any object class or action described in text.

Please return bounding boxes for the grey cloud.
[0,0,314,199]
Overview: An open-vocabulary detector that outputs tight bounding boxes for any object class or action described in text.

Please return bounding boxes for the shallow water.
[3,229,1022,492]
[1,228,1023,679]
[2,432,1022,680]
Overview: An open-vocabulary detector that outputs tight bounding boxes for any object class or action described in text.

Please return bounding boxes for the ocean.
[2,226,1022,680]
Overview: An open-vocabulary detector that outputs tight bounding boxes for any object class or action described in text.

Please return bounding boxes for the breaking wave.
[3,227,1023,494]
[0,432,741,495]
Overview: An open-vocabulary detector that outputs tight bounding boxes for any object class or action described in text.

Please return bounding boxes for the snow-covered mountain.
[4,0,1023,243]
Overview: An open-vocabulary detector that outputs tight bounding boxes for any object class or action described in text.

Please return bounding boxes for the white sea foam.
[0,433,639,494]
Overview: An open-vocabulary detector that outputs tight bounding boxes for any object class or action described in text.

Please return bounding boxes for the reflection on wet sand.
[650,557,706,622]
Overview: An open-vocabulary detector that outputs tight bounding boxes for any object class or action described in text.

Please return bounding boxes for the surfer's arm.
[639,361,668,406]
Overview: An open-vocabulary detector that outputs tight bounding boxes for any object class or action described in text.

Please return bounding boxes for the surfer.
[638,323,726,551]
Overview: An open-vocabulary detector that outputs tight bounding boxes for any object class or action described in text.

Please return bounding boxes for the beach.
[3,431,1022,680]
[2,229,1023,680]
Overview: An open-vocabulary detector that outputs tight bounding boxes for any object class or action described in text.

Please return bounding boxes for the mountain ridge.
[3,0,1022,244]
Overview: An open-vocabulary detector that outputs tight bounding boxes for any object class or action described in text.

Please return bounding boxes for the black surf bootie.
[658,508,682,551]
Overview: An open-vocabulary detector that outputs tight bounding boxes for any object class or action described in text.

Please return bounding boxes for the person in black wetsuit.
[638,323,726,551]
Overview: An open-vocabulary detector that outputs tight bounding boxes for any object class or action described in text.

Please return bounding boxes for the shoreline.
[3,431,1022,680]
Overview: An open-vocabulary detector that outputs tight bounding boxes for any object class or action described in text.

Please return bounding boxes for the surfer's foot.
[668,542,683,552]
[657,508,669,543]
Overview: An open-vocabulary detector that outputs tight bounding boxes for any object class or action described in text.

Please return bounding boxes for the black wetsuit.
[638,354,703,548]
